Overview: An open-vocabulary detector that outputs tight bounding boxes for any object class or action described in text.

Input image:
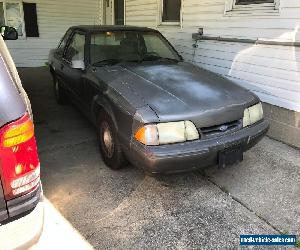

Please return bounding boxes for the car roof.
[70,25,158,33]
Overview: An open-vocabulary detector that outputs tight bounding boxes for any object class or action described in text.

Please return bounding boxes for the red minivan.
[0,26,43,249]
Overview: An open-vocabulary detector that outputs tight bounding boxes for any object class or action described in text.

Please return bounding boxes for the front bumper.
[0,185,44,250]
[130,120,269,174]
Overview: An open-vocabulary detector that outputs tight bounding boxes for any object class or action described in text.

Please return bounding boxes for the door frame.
[101,0,125,25]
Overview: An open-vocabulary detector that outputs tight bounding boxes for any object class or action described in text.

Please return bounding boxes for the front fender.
[91,94,119,131]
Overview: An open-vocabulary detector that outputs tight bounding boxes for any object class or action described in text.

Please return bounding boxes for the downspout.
[180,0,183,29]
[124,0,126,25]
[156,0,160,28]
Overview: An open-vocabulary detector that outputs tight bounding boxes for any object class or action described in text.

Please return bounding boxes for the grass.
[296,239,300,248]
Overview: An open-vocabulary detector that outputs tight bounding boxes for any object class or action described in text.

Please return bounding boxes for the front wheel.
[98,111,126,170]
[53,76,68,105]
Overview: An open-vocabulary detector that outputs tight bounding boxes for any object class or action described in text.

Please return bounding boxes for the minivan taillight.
[0,114,40,200]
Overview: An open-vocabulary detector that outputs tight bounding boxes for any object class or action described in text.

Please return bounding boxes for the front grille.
[200,120,241,138]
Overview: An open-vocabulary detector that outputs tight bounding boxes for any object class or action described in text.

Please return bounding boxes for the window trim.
[159,0,182,26]
[57,28,72,50]
[235,0,274,5]
[224,0,280,15]
[0,1,26,38]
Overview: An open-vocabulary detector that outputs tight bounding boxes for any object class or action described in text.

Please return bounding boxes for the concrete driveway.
[19,67,299,249]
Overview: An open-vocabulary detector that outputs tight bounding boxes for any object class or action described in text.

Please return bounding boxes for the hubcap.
[101,122,114,158]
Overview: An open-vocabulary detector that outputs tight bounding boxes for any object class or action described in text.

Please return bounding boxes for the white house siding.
[125,0,300,113]
[125,0,157,27]
[6,0,100,67]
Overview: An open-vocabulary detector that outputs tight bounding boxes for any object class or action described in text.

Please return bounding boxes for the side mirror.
[71,59,85,70]
[0,26,18,40]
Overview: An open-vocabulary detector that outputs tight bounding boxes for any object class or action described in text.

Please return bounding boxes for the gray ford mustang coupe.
[48,25,269,174]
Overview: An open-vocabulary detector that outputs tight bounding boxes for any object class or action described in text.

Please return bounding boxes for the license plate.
[218,145,243,168]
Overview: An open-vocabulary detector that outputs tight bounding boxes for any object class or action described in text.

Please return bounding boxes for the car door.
[82,32,118,111]
[51,28,73,82]
[61,31,87,105]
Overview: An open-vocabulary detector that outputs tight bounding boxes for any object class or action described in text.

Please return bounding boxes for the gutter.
[192,33,300,48]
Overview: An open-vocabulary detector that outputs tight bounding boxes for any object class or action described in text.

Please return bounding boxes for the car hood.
[96,62,259,128]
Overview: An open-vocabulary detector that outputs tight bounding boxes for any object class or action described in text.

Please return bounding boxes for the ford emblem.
[219,125,228,132]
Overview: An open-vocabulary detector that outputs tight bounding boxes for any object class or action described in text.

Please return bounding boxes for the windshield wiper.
[92,59,122,67]
[92,58,144,66]
[142,55,179,63]
[158,57,179,63]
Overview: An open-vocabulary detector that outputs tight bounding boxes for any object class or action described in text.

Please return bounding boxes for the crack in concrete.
[198,170,283,235]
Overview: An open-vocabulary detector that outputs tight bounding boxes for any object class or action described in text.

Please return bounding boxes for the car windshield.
[90,31,181,66]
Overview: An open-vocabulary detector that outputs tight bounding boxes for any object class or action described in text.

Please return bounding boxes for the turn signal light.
[135,125,159,146]
[135,121,200,146]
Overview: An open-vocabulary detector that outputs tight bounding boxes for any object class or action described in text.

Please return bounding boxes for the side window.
[57,29,72,55]
[64,33,85,62]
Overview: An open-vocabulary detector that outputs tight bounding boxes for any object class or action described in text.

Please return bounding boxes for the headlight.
[243,102,263,127]
[135,121,199,145]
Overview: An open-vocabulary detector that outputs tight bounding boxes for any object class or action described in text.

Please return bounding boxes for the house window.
[114,0,124,25]
[162,0,181,24]
[23,3,39,37]
[0,2,24,36]
[0,1,39,37]
[225,0,279,14]
[235,0,274,4]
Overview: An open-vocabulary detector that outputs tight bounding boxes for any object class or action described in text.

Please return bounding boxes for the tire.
[98,111,126,170]
[53,75,68,105]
